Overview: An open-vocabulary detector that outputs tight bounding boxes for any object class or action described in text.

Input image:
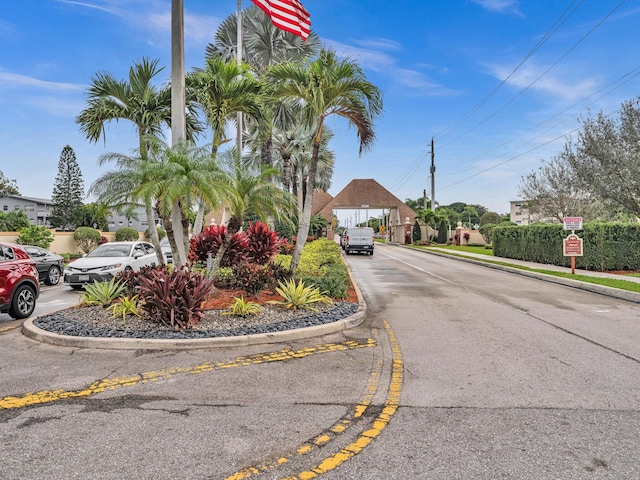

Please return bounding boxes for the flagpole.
[236,0,243,152]
[171,0,186,145]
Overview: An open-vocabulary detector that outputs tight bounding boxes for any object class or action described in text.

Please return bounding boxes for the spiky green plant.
[268,278,333,312]
[81,278,127,307]
[106,295,142,321]
[222,296,262,317]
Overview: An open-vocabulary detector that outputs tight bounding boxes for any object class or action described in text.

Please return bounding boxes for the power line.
[436,0,585,144]
[437,64,640,179]
[440,106,624,192]
[439,0,628,149]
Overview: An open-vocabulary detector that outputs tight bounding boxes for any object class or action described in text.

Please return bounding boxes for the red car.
[0,242,40,319]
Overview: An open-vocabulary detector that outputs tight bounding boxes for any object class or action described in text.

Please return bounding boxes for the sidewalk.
[403,245,640,304]
[426,246,640,283]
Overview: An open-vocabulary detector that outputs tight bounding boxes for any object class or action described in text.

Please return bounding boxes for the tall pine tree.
[50,145,85,231]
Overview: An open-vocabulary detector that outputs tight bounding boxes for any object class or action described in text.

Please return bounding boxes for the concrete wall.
[0,230,143,254]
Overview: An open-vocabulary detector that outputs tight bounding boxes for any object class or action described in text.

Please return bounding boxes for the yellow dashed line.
[0,339,375,411]
[225,337,384,480]
[284,320,403,479]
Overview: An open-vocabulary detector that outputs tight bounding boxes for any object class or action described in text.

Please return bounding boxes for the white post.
[171,0,185,145]
[236,0,243,152]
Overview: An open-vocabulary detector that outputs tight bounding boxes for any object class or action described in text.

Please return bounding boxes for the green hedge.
[493,222,640,271]
[295,238,351,298]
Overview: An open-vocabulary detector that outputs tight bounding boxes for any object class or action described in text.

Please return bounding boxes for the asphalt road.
[1,243,639,479]
[0,282,81,325]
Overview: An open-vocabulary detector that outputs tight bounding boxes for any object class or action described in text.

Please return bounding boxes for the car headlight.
[100,263,122,271]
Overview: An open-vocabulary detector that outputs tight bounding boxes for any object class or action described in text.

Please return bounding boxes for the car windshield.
[87,244,132,258]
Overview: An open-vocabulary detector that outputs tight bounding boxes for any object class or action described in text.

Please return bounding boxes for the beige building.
[510,200,533,225]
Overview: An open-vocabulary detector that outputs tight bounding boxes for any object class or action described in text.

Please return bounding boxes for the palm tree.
[210,147,296,272]
[206,5,320,76]
[206,5,321,168]
[187,57,262,234]
[89,148,166,265]
[76,58,202,259]
[267,49,383,271]
[139,138,232,266]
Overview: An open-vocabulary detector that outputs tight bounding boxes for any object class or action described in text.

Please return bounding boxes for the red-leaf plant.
[136,266,215,329]
[188,224,248,267]
[246,221,279,265]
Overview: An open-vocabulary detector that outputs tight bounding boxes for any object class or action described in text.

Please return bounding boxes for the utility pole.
[423,189,427,210]
[430,137,436,211]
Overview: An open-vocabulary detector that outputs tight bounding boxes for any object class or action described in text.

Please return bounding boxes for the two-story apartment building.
[0,194,53,226]
[0,193,153,231]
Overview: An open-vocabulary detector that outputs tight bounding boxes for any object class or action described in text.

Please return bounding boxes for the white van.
[344,227,375,255]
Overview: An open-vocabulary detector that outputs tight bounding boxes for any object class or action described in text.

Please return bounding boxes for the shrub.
[264,261,293,291]
[295,238,350,298]
[246,221,279,265]
[15,225,55,249]
[81,278,127,307]
[106,295,142,321]
[213,266,237,289]
[277,239,295,255]
[412,221,422,243]
[136,266,214,329]
[144,226,166,240]
[268,278,333,312]
[115,264,165,297]
[436,218,448,244]
[189,225,249,267]
[222,297,262,317]
[299,269,349,299]
[480,212,502,226]
[115,227,139,241]
[233,262,270,297]
[479,223,497,244]
[73,227,102,254]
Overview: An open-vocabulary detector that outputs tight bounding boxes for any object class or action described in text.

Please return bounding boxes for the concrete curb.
[22,262,367,350]
[419,247,640,304]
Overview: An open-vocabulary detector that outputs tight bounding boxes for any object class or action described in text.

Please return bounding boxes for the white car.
[63,241,159,290]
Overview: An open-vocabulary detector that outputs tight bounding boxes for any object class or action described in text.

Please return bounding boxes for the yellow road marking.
[0,339,375,411]
[0,325,18,333]
[282,320,403,479]
[225,348,384,480]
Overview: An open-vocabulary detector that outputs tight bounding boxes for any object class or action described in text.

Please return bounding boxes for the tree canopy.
[0,170,19,196]
[50,145,85,231]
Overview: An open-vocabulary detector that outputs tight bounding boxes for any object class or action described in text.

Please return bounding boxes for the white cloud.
[471,0,524,17]
[0,72,82,91]
[324,39,456,96]
[55,0,220,49]
[485,61,598,101]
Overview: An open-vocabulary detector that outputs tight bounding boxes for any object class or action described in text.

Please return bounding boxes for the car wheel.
[45,266,61,286]
[8,284,37,319]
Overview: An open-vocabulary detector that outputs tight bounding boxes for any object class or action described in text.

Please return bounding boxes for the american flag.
[251,0,311,41]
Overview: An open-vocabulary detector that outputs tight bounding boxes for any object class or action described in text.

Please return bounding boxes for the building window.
[25,205,35,212]
[516,211,522,216]
[2,205,6,211]
[15,205,20,210]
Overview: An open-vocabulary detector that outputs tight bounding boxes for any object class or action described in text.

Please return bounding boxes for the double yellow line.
[0,339,375,411]
[227,320,404,480]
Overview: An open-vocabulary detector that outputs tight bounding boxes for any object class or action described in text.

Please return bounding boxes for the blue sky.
[1,0,639,220]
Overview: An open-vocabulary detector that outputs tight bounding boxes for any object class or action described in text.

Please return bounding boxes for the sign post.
[562,217,583,274]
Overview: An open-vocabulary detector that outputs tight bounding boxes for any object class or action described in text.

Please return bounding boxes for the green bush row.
[493,221,640,271]
[296,239,350,298]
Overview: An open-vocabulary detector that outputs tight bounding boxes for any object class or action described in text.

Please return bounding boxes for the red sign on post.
[563,234,583,257]
[563,217,583,231]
